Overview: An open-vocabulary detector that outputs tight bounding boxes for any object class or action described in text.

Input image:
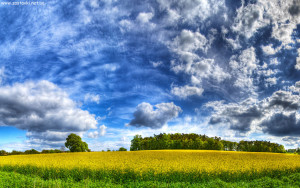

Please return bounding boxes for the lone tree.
[65,133,89,152]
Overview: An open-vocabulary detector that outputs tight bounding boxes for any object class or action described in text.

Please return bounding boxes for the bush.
[118,147,127,151]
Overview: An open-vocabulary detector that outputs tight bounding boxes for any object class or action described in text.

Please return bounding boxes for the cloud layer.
[207,82,300,137]
[129,102,182,129]
[0,80,97,148]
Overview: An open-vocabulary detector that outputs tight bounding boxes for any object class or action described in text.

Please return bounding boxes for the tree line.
[130,133,287,153]
[0,133,127,156]
[0,149,63,156]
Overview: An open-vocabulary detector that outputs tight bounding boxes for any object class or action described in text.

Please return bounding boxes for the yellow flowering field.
[0,150,299,175]
[0,150,299,186]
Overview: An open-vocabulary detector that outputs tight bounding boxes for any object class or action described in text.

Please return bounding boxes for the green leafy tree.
[130,135,142,151]
[24,149,39,154]
[65,133,89,152]
[118,147,127,151]
[0,150,7,156]
[10,150,22,155]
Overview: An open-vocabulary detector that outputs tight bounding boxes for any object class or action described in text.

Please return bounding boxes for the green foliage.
[130,135,142,151]
[0,150,7,156]
[65,133,89,152]
[10,150,23,155]
[130,133,286,153]
[237,140,286,153]
[24,149,39,155]
[118,147,127,151]
[41,149,62,154]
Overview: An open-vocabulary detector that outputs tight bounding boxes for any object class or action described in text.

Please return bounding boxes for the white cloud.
[171,85,203,99]
[88,125,107,138]
[261,44,280,55]
[119,12,156,32]
[156,0,226,25]
[229,47,258,94]
[296,48,300,70]
[289,81,300,93]
[281,137,300,148]
[129,102,182,129]
[170,29,209,53]
[232,1,268,38]
[270,58,280,65]
[265,77,277,87]
[84,93,100,104]
[206,82,300,137]
[151,61,163,68]
[0,80,97,147]
[119,19,134,32]
[167,29,231,99]
[232,0,300,47]
[136,12,154,23]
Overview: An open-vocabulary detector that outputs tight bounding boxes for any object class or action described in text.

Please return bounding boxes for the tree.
[24,149,39,154]
[0,150,7,156]
[118,147,127,151]
[65,133,89,152]
[130,135,142,151]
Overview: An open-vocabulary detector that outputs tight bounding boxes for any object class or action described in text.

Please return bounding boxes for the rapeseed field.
[0,150,299,186]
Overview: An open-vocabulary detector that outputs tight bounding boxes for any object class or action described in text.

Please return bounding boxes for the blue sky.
[0,0,300,151]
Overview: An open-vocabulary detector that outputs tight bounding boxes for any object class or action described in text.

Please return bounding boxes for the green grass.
[0,171,299,188]
[0,164,300,184]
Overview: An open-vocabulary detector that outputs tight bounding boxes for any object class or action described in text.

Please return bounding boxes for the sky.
[0,0,299,151]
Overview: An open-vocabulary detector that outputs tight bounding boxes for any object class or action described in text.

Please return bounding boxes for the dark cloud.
[267,90,300,110]
[209,116,225,125]
[261,113,300,136]
[129,102,182,129]
[288,1,300,16]
[0,80,97,147]
[208,82,300,136]
[243,11,259,29]
[215,105,262,133]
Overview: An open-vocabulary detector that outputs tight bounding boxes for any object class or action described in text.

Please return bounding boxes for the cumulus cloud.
[170,29,209,53]
[261,45,280,55]
[129,102,182,129]
[171,85,203,99]
[88,125,107,138]
[156,0,226,25]
[289,81,300,93]
[84,93,100,104]
[232,0,300,47]
[232,1,267,38]
[136,12,154,23]
[206,82,300,137]
[0,80,97,147]
[229,47,258,94]
[169,30,230,99]
[266,90,300,110]
[264,77,277,87]
[261,112,300,136]
[206,98,262,133]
